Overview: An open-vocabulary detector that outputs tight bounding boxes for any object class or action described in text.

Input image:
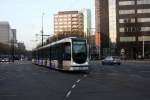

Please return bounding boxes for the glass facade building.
[116,0,150,59]
[81,9,91,37]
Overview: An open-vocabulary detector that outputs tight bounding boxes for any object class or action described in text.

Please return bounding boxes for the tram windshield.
[72,40,87,64]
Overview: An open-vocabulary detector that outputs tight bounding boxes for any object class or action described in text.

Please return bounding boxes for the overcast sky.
[0,0,94,50]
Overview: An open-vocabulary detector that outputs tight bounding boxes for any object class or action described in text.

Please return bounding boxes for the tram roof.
[34,37,84,51]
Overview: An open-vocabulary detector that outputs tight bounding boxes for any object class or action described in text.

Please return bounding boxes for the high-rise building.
[109,0,117,43]
[95,0,110,57]
[11,29,17,46]
[81,8,91,37]
[116,0,150,59]
[54,11,84,35]
[0,22,17,46]
[0,21,10,44]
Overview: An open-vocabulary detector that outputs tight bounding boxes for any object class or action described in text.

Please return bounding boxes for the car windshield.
[112,56,120,59]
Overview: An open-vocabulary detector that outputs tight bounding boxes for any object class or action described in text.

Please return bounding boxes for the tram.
[32,37,89,71]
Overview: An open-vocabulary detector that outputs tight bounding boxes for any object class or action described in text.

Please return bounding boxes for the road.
[0,61,150,100]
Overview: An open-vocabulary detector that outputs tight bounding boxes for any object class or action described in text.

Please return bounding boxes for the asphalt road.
[0,60,150,100]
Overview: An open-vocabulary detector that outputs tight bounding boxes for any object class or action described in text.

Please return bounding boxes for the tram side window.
[44,48,49,59]
[50,45,57,60]
[39,50,42,60]
[63,43,71,60]
[58,44,63,60]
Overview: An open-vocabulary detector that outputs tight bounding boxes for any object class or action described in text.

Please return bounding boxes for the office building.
[95,0,110,57]
[11,29,17,46]
[0,21,10,45]
[81,8,91,37]
[109,0,117,43]
[0,22,17,46]
[54,11,84,35]
[116,0,150,59]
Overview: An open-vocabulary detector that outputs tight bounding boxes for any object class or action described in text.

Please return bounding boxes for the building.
[81,8,91,37]
[0,22,17,46]
[95,0,110,58]
[109,0,117,43]
[10,29,17,47]
[116,0,150,59]
[0,21,10,45]
[54,11,84,35]
[109,0,117,55]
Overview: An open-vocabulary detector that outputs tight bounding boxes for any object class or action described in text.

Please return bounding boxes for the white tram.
[32,37,89,71]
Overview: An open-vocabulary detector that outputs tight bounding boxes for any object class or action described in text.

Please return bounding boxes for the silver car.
[101,56,121,65]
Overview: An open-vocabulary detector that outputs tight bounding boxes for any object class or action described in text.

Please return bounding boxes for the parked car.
[0,58,10,62]
[101,56,121,65]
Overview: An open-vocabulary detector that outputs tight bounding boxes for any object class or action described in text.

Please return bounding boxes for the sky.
[0,0,94,50]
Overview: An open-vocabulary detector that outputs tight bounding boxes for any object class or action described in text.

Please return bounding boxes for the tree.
[0,43,10,55]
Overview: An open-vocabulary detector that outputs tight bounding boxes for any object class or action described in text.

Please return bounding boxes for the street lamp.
[41,12,44,46]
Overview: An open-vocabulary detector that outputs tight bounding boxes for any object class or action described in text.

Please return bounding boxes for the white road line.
[66,90,71,98]
[72,84,76,89]
[76,79,81,83]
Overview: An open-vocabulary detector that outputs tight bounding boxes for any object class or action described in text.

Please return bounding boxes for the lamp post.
[87,28,96,60]
[41,12,44,46]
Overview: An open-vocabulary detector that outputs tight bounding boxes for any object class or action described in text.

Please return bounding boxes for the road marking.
[72,84,76,89]
[76,79,81,83]
[66,90,71,98]
[65,75,88,98]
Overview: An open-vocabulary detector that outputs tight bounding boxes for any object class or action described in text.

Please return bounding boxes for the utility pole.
[41,12,44,46]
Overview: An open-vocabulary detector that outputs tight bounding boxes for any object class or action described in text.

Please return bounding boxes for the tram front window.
[72,40,87,64]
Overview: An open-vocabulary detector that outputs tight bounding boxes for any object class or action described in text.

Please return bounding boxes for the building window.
[63,18,67,21]
[137,0,150,4]
[138,36,150,41]
[120,37,136,42]
[119,1,135,6]
[119,27,125,32]
[119,19,126,23]
[68,14,71,17]
[119,18,135,23]
[141,27,150,31]
[59,15,64,18]
[59,22,63,25]
[119,10,135,14]
[138,18,150,22]
[63,22,67,24]
[72,14,78,17]
[131,18,135,23]
[137,9,150,13]
[68,18,71,21]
